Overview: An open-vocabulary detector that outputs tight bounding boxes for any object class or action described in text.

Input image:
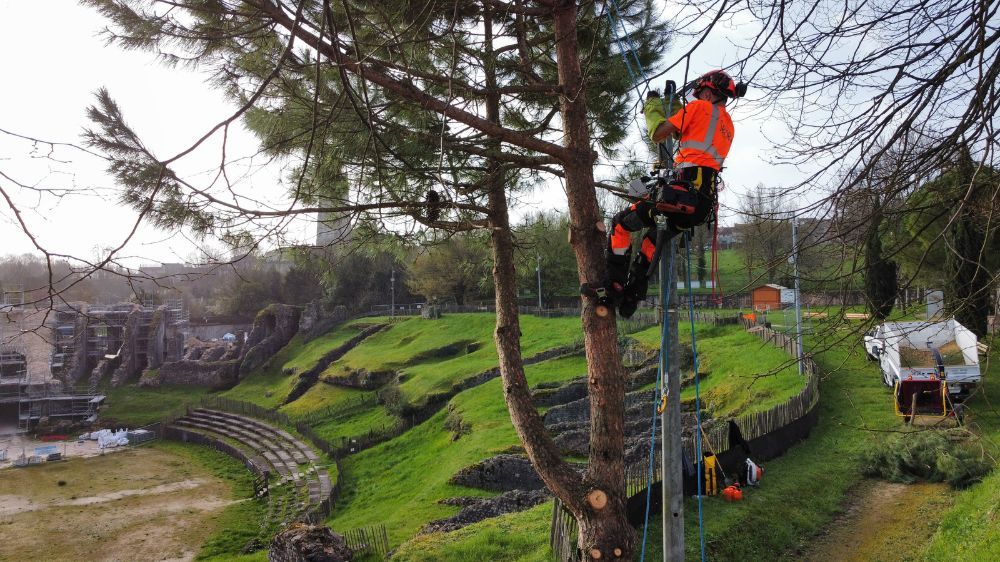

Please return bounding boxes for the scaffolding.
[1,286,25,310]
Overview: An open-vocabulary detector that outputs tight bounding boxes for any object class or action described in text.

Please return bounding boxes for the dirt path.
[0,478,225,516]
[789,479,953,562]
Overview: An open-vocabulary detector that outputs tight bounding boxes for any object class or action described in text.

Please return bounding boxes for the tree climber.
[583,70,743,317]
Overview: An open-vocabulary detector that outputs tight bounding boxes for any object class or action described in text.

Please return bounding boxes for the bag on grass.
[742,458,764,486]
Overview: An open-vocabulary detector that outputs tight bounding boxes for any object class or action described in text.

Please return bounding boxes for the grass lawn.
[405,315,891,561]
[329,312,809,556]
[633,320,999,561]
[153,441,272,560]
[922,338,1000,560]
[630,322,805,417]
[102,384,211,425]
[327,354,589,549]
[391,501,555,562]
[283,314,584,445]
[320,314,584,403]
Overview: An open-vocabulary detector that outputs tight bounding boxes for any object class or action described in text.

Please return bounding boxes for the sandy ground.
[0,446,235,561]
[0,434,129,468]
[789,479,953,562]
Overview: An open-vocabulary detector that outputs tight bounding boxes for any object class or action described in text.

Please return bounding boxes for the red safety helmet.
[694,70,738,99]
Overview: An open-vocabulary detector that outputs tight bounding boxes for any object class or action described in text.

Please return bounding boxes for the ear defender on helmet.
[692,70,744,100]
[735,81,748,98]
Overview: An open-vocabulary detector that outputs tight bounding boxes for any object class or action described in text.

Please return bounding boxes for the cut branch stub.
[586,489,608,511]
[590,548,603,560]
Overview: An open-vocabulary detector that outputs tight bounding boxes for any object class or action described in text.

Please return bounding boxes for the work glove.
[643,96,684,142]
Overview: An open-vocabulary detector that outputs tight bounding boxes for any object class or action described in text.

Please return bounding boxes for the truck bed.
[899,341,966,367]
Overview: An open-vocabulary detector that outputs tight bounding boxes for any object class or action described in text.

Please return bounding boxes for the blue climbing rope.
[606,0,652,85]
[685,231,707,561]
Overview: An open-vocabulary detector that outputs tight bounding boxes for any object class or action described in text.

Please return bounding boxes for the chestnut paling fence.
[550,316,820,562]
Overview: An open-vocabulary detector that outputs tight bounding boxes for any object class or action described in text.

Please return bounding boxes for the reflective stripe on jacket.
[667,99,734,170]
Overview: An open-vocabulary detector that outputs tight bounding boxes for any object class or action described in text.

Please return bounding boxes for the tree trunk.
[551,3,634,560]
[482,0,584,499]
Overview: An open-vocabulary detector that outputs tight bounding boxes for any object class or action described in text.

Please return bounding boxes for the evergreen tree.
[902,146,999,335]
[82,1,670,556]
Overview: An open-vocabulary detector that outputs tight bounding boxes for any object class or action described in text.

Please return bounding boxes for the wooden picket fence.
[550,314,821,561]
[342,524,390,559]
[550,499,579,562]
[201,395,292,426]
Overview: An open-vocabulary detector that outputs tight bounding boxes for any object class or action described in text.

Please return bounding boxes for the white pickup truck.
[863,319,981,416]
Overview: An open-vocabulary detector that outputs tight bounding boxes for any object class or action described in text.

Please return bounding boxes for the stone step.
[176,417,296,476]
[196,408,318,463]
[183,415,292,465]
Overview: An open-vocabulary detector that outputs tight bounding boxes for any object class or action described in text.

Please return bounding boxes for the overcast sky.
[0,1,798,267]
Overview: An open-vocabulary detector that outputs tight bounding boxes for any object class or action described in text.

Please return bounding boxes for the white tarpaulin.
[80,428,130,448]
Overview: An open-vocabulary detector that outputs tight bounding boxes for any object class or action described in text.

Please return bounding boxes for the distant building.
[716,226,740,249]
[138,262,210,279]
[751,284,787,312]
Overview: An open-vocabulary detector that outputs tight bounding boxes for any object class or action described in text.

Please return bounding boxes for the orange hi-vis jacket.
[667,99,734,171]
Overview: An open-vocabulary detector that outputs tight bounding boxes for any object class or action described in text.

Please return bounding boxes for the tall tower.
[315,207,353,248]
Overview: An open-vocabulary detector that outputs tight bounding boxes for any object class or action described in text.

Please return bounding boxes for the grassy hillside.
[222,319,372,408]
[391,317,998,562]
[279,314,585,445]
[327,354,590,547]
[100,311,998,562]
[102,384,210,425]
[630,322,804,417]
[316,315,804,553]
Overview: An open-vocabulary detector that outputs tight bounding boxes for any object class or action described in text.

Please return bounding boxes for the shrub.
[861,429,995,489]
[443,405,471,440]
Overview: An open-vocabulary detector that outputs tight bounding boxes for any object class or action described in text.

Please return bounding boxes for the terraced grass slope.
[326,355,589,547]
[320,317,807,555]
[223,319,373,409]
[280,314,585,444]
[631,322,805,417]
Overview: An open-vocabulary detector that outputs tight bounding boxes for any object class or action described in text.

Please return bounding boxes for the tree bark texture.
[483,2,584,510]
[551,2,633,560]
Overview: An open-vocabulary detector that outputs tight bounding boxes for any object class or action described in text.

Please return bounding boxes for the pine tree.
[82,1,669,557]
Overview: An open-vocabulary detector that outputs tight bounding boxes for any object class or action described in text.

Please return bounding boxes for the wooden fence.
[550,499,579,562]
[341,524,391,560]
[292,392,379,426]
[550,314,821,561]
[201,395,292,426]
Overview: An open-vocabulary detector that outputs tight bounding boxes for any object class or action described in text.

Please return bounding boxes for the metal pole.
[536,254,543,312]
[390,270,395,319]
[656,78,683,561]
[661,239,683,561]
[791,217,805,376]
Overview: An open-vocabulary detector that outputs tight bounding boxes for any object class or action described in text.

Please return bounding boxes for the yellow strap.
[656,393,668,414]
